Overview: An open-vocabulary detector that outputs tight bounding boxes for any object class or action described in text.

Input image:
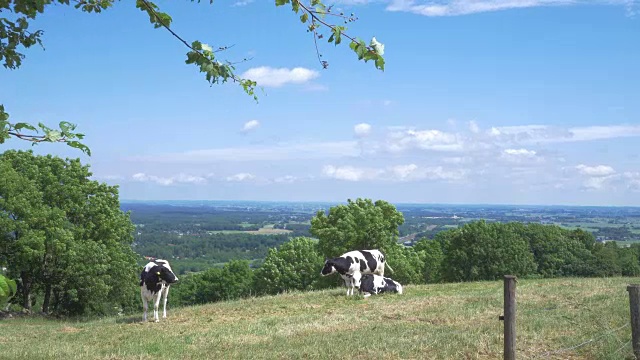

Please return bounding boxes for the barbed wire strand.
[529,322,629,359]
[611,339,631,357]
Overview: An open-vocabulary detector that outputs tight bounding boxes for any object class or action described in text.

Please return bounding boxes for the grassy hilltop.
[1,277,637,360]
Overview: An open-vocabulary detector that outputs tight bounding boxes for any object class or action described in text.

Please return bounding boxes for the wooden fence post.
[627,284,640,359]
[503,275,517,360]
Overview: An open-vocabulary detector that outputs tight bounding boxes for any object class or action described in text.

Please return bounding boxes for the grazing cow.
[358,274,403,298]
[140,259,178,322]
[320,249,392,296]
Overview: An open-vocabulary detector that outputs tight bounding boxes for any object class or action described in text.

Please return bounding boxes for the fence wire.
[529,322,629,359]
[611,338,631,357]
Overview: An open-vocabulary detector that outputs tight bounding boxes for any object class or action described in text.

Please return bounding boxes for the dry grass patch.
[60,326,82,333]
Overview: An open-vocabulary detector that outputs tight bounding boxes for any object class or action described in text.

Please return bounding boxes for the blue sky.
[2,0,639,205]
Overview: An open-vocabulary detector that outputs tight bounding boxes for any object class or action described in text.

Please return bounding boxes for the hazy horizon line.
[119,198,640,208]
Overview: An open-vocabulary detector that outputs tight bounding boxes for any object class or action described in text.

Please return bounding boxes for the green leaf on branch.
[135,0,173,28]
[0,276,8,298]
[375,56,385,71]
[329,26,343,45]
[67,141,92,156]
[14,122,37,132]
[46,130,62,142]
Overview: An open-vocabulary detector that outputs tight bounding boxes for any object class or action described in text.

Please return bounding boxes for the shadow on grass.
[115,316,145,324]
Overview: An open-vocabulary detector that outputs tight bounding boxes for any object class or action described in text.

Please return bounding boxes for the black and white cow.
[320,249,392,296]
[358,274,403,298]
[140,259,178,322]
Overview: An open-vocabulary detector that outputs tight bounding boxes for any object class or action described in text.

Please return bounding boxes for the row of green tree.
[170,199,640,306]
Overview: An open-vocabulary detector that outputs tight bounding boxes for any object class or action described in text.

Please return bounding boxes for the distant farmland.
[207,224,293,236]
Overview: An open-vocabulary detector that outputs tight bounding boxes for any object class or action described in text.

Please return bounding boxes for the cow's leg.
[162,286,170,319]
[343,277,351,296]
[153,292,162,322]
[141,293,148,322]
[352,272,362,296]
[348,275,358,296]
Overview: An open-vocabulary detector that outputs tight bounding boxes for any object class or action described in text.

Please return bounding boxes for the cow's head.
[320,259,336,276]
[154,262,179,284]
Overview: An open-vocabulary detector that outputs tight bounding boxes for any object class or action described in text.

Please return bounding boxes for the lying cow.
[359,274,403,298]
[320,249,392,296]
[140,259,179,322]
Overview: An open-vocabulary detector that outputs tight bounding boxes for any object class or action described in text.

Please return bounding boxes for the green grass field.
[1,277,637,359]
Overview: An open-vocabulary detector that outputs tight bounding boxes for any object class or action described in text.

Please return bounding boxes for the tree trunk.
[20,271,32,312]
[42,283,52,314]
[53,288,60,314]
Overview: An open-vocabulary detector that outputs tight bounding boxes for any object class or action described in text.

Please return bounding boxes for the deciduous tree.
[0,150,138,315]
[253,236,331,295]
[310,198,405,258]
[442,220,537,282]
[172,260,254,305]
[413,238,444,283]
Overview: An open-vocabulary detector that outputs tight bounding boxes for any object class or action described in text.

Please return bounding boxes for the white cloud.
[575,164,616,177]
[391,164,418,179]
[485,124,640,146]
[226,173,256,182]
[322,165,378,181]
[487,124,569,144]
[500,148,542,164]
[567,125,640,142]
[386,128,463,152]
[124,121,640,198]
[503,148,537,157]
[624,172,640,191]
[242,120,260,133]
[388,164,468,182]
[322,163,467,182]
[132,173,207,186]
[582,176,609,190]
[232,0,254,6]
[394,165,468,182]
[273,175,298,184]
[385,0,630,17]
[354,123,372,138]
[240,67,319,87]
[442,156,472,164]
[572,164,620,191]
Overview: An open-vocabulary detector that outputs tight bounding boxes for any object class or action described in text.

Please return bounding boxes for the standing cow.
[358,274,403,298]
[320,249,392,296]
[140,259,178,322]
